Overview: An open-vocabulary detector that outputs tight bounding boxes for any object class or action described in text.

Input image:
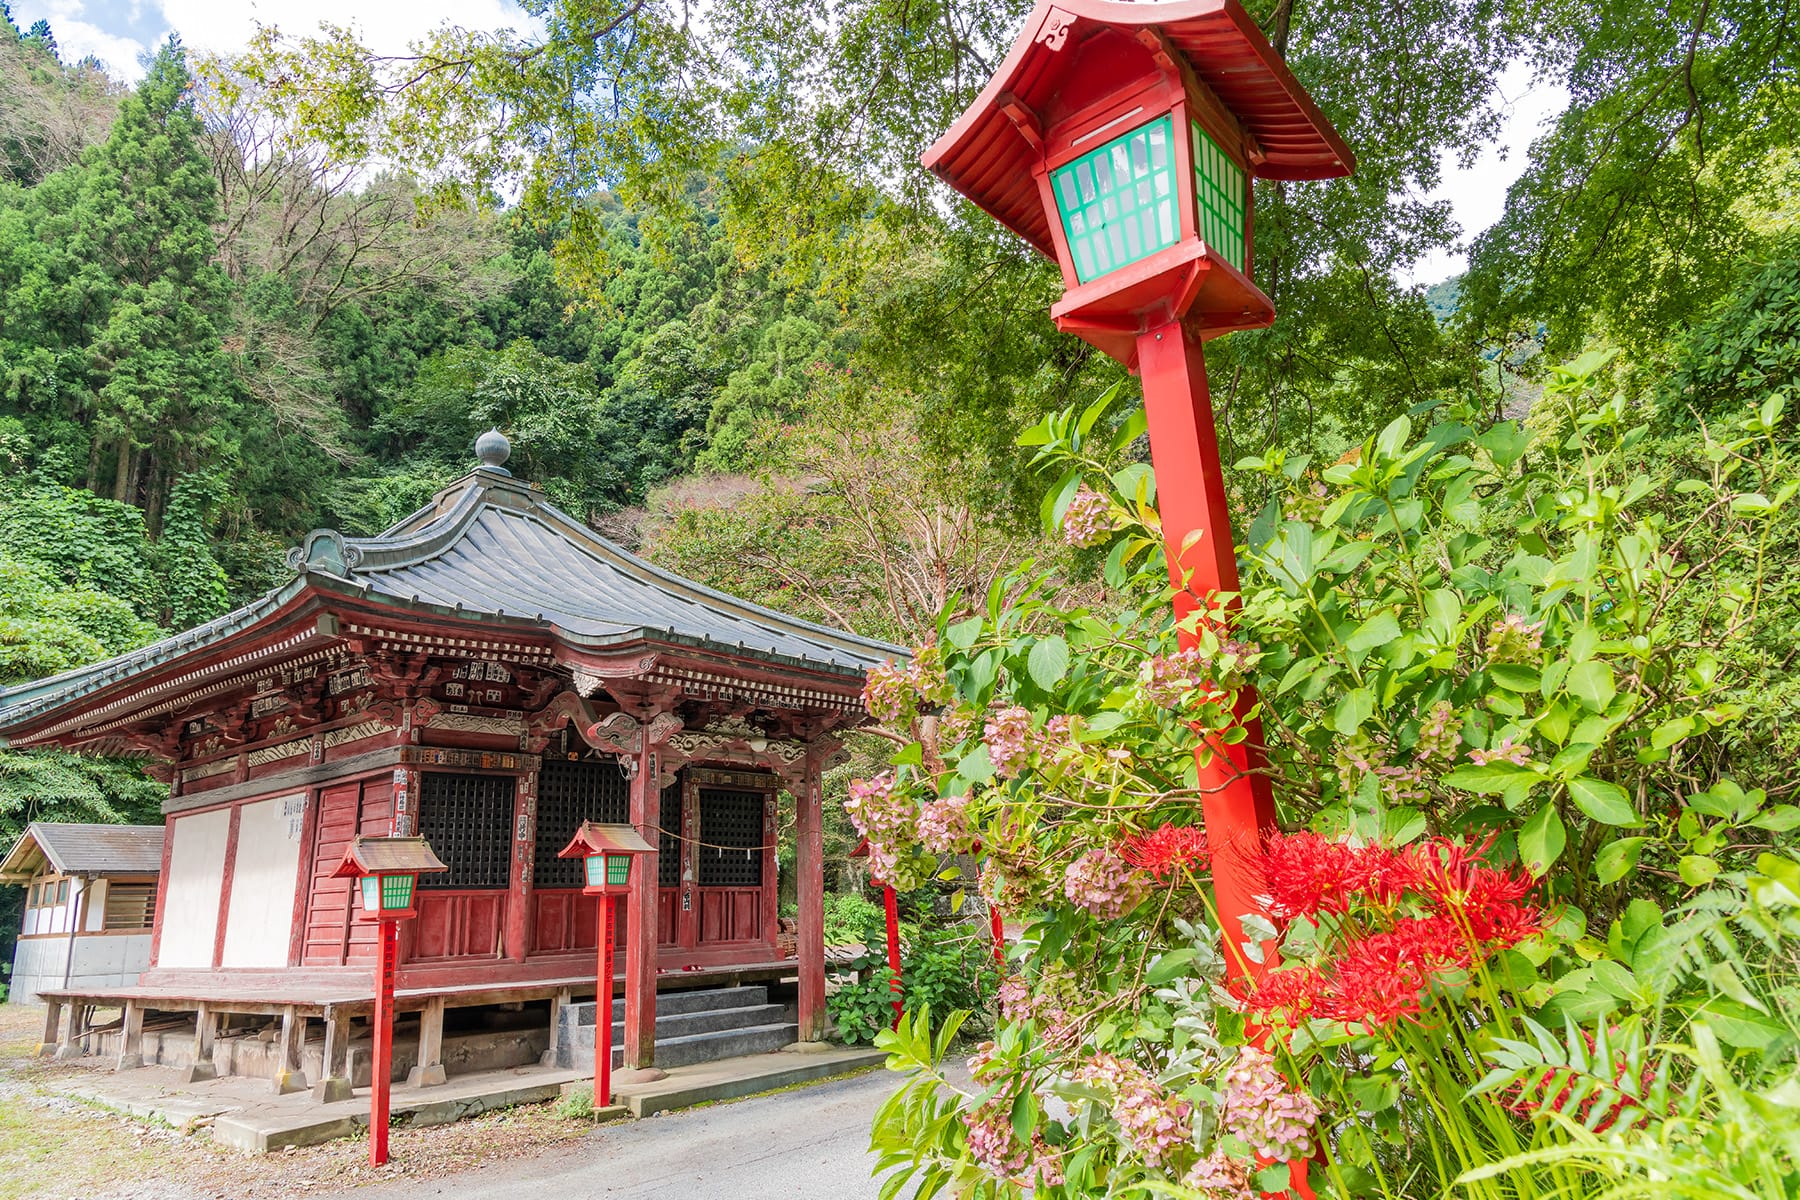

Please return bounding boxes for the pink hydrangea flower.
[1468,734,1531,767]
[1487,613,1545,663]
[1183,1151,1254,1199]
[916,793,971,853]
[1076,1054,1193,1168]
[1220,1047,1321,1163]
[962,1100,1028,1179]
[1063,847,1147,919]
[984,706,1036,778]
[844,772,912,880]
[861,659,913,723]
[1061,486,1115,547]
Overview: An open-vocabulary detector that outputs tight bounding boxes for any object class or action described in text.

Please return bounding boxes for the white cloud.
[1402,61,1571,288]
[154,0,529,57]
[12,0,150,78]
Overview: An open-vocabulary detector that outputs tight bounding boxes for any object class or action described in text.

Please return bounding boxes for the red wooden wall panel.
[301,775,392,966]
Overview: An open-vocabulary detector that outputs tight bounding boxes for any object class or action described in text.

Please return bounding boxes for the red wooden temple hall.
[0,431,898,1093]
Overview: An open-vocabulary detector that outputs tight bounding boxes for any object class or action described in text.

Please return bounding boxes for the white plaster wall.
[83,878,106,931]
[221,795,306,968]
[157,808,231,969]
[9,933,153,1004]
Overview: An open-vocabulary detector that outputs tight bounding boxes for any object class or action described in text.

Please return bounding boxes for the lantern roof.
[922,0,1353,262]
[331,836,449,879]
[557,822,656,860]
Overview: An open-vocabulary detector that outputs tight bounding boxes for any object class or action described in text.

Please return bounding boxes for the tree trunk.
[113,439,131,502]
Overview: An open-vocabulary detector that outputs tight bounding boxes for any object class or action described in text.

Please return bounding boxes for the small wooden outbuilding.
[2,823,163,1003]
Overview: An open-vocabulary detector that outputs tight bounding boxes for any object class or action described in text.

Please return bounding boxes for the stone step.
[611,1022,798,1070]
[575,986,769,1025]
[612,1003,791,1042]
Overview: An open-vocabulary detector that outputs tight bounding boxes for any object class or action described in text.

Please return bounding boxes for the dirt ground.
[0,1003,610,1200]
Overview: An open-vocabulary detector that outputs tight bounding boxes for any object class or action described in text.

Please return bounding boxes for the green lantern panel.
[606,854,632,887]
[1051,115,1179,284]
[585,855,606,888]
[1191,121,1247,274]
[381,873,415,910]
[360,875,379,911]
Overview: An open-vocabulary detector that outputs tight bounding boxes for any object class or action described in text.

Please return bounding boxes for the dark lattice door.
[418,773,515,890]
[534,758,630,888]
[697,788,764,887]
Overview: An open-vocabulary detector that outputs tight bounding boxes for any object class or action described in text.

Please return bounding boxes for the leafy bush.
[849,363,1799,1197]
[824,890,883,946]
[829,913,997,1046]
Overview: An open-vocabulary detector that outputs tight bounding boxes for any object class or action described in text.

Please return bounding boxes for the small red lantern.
[331,836,446,1167]
[558,822,654,1108]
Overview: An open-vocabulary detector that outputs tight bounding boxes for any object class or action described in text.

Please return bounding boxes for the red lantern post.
[330,836,447,1167]
[923,0,1353,982]
[557,822,655,1107]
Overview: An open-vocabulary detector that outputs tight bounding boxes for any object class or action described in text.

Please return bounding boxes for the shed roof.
[0,445,902,742]
[0,823,164,883]
[922,0,1353,262]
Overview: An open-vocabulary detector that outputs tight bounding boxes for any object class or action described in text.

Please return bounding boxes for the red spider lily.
[1245,964,1327,1026]
[1318,927,1445,1028]
[1255,833,1408,918]
[1398,836,1534,909]
[1119,824,1211,879]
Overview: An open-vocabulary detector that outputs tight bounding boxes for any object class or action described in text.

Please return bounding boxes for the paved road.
[354,1070,901,1200]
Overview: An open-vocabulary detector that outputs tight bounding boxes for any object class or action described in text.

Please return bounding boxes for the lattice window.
[103,882,155,930]
[1191,121,1247,274]
[697,788,764,887]
[1051,115,1179,284]
[533,759,630,888]
[659,780,682,887]
[418,772,515,890]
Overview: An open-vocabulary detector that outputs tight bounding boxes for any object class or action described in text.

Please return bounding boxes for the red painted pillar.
[795,754,827,1041]
[882,883,902,1029]
[370,918,398,1167]
[989,904,1006,970]
[596,894,615,1107]
[623,745,658,1069]
[1136,318,1280,981]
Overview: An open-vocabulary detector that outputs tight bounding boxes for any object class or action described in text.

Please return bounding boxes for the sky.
[12,0,1567,288]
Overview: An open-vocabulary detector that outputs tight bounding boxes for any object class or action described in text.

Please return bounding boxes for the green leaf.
[1489,664,1540,692]
[1026,636,1070,688]
[1345,611,1402,652]
[1749,804,1800,832]
[1443,763,1538,794]
[1254,1164,1292,1194]
[957,744,995,785]
[1678,855,1719,886]
[1567,776,1638,826]
[1566,661,1616,713]
[1650,716,1697,751]
[1519,805,1567,875]
[1332,687,1374,735]
[945,617,984,651]
[1595,837,1646,884]
[1146,948,1198,986]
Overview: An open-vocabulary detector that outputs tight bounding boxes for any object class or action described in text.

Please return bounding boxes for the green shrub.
[823,891,882,945]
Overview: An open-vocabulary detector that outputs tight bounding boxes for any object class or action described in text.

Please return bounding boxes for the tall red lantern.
[557,822,655,1108]
[330,836,447,1167]
[923,0,1353,982]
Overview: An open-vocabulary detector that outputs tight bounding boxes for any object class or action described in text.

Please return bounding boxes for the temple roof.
[0,436,902,742]
[0,823,165,882]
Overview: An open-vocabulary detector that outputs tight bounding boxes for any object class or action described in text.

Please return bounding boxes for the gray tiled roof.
[332,469,902,672]
[0,466,901,740]
[0,823,164,881]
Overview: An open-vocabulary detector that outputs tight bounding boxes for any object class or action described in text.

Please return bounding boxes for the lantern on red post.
[331,836,446,1167]
[849,836,903,1029]
[923,0,1353,984]
[557,821,654,1109]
